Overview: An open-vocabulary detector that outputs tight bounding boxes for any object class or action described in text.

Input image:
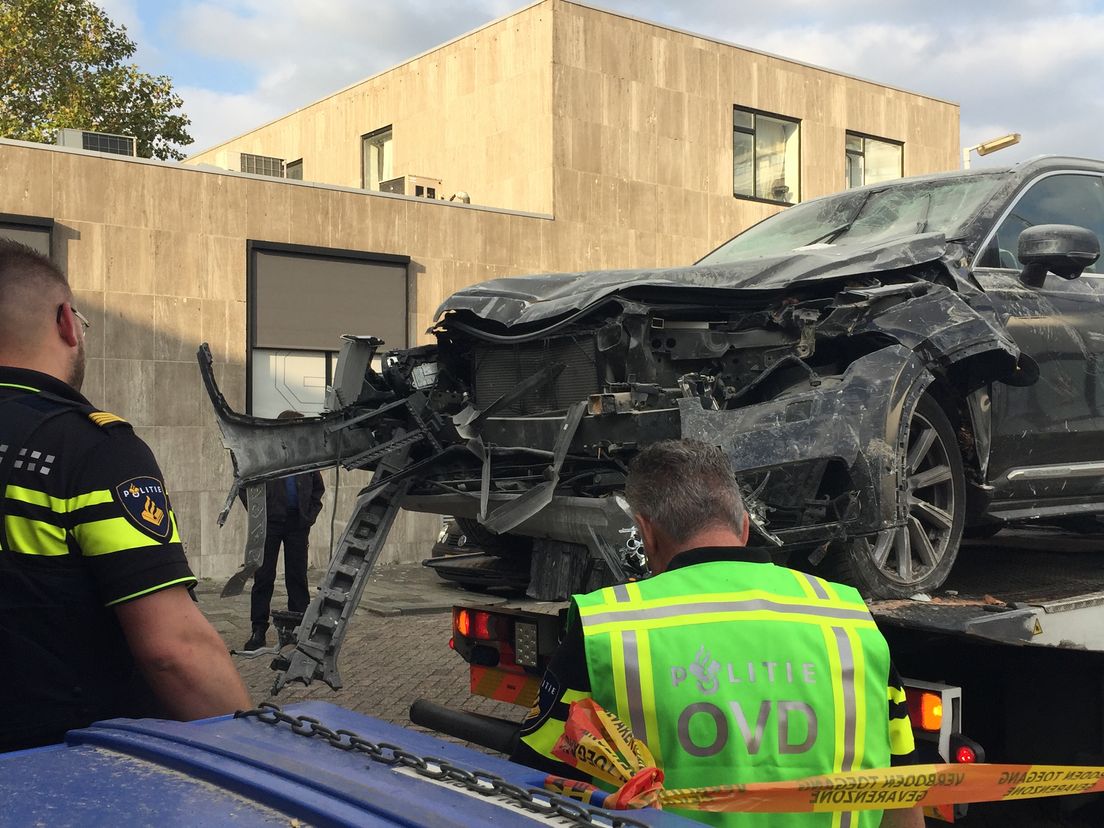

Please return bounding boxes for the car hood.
[436,232,955,327]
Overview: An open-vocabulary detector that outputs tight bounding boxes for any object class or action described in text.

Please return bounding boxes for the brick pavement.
[196,563,526,747]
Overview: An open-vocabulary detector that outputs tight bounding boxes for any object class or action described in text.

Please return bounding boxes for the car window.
[699,174,1007,265]
[977,173,1104,272]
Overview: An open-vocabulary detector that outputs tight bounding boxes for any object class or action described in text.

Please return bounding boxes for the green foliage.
[0,0,192,159]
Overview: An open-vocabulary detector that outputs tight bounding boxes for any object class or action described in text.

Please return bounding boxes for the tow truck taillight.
[905,688,944,732]
[951,733,984,765]
[453,608,508,641]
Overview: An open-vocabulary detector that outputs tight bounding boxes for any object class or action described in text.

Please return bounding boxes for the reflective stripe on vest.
[577,562,892,828]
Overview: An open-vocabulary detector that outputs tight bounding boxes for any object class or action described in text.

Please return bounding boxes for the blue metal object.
[0,701,699,827]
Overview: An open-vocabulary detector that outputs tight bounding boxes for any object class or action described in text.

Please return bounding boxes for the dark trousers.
[250,519,311,626]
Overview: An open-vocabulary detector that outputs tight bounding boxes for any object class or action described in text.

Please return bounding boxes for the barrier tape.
[544,698,1104,813]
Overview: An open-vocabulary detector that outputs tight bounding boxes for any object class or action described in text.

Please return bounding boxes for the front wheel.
[835,393,966,599]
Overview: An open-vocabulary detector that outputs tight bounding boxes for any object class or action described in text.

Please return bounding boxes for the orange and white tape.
[546,699,1104,813]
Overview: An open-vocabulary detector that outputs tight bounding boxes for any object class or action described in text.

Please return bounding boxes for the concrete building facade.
[0,0,959,579]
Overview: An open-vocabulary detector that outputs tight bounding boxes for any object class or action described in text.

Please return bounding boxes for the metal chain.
[235,703,651,828]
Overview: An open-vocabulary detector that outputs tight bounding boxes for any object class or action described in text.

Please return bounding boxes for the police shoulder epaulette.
[88,410,128,428]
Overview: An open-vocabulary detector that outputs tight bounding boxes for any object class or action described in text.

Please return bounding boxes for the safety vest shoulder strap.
[576,566,876,636]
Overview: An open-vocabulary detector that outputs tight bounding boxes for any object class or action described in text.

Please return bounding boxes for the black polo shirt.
[0,366,196,750]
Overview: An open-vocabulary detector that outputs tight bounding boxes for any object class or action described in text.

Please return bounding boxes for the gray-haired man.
[512,439,922,828]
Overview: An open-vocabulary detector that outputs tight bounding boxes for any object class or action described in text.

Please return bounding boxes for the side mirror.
[1018,224,1100,287]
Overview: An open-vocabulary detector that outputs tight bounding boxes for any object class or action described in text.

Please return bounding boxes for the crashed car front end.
[200,171,1031,688]
[202,244,1020,565]
[393,245,1020,553]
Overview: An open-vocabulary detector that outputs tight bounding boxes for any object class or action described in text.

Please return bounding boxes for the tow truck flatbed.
[451,529,1104,654]
[870,530,1104,651]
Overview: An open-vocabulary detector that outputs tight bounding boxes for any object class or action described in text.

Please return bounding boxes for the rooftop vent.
[56,128,137,157]
[240,153,286,178]
[380,175,441,199]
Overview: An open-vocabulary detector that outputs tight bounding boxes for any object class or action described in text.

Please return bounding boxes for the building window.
[0,213,52,257]
[733,108,799,204]
[846,133,903,188]
[241,153,285,178]
[362,127,393,191]
[247,242,409,415]
[285,159,303,180]
[251,349,334,417]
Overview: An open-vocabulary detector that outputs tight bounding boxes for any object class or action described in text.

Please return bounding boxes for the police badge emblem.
[115,476,172,539]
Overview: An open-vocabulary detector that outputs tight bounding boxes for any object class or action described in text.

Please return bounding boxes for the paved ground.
[196,562,525,742]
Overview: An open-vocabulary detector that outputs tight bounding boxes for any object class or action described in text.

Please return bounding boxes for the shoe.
[243,625,268,651]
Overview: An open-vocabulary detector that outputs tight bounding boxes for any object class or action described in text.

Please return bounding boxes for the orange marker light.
[455,609,471,637]
[906,689,944,732]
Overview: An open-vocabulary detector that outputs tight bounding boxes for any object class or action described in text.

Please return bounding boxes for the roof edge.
[0,138,554,221]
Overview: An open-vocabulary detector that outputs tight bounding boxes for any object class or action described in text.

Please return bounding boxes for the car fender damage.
[678,343,934,543]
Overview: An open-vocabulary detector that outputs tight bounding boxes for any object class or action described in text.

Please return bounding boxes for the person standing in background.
[243,410,326,651]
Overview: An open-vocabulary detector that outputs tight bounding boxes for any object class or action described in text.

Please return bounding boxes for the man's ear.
[636,514,666,573]
[56,301,81,348]
[739,511,751,546]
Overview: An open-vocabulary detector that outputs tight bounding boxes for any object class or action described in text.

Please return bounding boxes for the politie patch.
[519,670,563,735]
[115,476,172,539]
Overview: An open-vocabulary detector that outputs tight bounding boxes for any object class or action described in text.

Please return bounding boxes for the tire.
[832,393,966,599]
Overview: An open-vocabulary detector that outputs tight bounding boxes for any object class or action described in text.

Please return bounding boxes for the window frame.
[845,131,904,189]
[974,170,1104,274]
[285,159,304,180]
[732,106,801,206]
[361,126,394,191]
[0,212,54,258]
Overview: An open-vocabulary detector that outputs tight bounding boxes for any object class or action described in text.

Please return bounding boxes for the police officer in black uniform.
[0,239,251,751]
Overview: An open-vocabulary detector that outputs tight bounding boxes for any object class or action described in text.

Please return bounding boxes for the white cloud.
[95,0,142,34]
[169,0,508,148]
[701,8,1104,163]
[163,0,1104,164]
[177,85,284,153]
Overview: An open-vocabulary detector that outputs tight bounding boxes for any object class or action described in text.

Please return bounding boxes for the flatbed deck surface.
[871,528,1104,647]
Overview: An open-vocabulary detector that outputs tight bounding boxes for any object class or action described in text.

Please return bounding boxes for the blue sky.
[99,0,1104,164]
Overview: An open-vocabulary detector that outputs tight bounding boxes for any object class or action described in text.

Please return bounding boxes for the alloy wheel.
[873,408,958,585]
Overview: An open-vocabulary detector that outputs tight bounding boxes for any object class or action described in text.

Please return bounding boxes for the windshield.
[698,174,1010,265]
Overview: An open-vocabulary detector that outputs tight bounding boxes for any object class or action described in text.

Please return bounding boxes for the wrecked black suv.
[204,156,1104,634]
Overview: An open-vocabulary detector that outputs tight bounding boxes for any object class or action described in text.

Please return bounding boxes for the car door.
[972,171,1104,506]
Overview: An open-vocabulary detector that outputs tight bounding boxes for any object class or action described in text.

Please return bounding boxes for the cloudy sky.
[99,0,1104,166]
